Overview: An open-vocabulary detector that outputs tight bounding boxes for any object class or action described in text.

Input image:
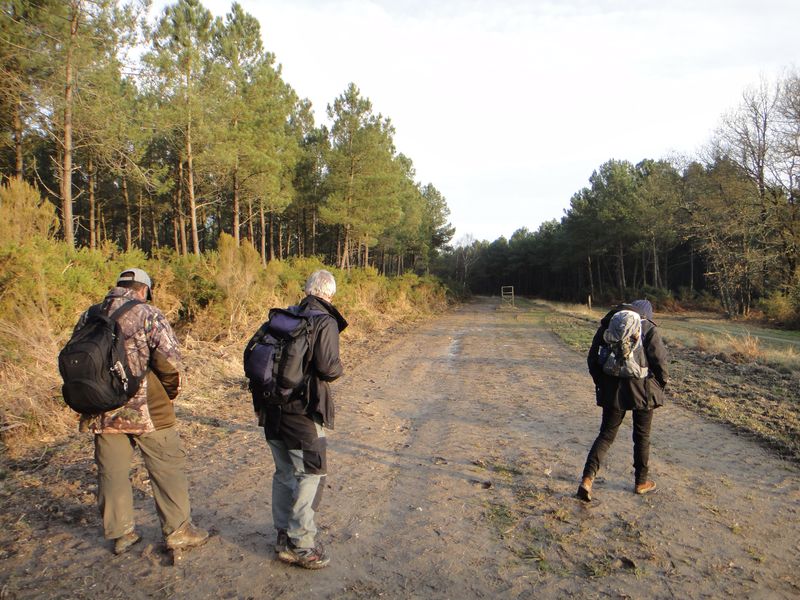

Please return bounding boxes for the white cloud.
[165,0,799,241]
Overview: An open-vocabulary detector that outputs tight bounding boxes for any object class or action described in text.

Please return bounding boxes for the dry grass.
[694,332,710,352]
[725,333,764,363]
[0,319,75,453]
[690,330,800,372]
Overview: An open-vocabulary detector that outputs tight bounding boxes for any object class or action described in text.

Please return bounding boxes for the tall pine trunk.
[247,198,254,246]
[172,194,180,253]
[311,205,317,256]
[99,205,107,245]
[185,72,200,255]
[339,225,351,270]
[232,168,240,245]
[617,242,626,292]
[259,200,267,266]
[151,205,159,250]
[122,176,132,251]
[137,190,143,248]
[13,98,23,179]
[652,236,661,288]
[268,211,275,261]
[60,4,79,247]
[88,154,96,250]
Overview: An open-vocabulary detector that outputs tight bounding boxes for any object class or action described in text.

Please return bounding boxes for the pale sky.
[168,0,799,242]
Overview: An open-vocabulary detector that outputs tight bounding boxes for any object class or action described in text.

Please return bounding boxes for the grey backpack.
[600,309,648,379]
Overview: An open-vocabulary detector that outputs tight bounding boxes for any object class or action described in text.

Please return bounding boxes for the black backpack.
[58,300,143,415]
[243,306,325,409]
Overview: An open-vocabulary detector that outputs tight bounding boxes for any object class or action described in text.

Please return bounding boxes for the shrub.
[758,292,799,325]
[636,286,680,312]
[0,233,453,450]
[0,178,58,243]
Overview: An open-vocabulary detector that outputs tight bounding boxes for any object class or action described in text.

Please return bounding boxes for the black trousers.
[582,406,654,485]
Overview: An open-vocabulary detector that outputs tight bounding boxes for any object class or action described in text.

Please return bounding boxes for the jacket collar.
[101,286,141,307]
[300,295,348,332]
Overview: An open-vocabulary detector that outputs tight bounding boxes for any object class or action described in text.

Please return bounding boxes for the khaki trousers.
[94,427,191,539]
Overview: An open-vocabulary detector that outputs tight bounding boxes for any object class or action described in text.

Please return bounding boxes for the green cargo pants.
[94,427,191,539]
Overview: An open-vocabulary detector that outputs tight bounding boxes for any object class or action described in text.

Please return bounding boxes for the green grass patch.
[485,501,517,532]
[487,460,524,479]
[544,313,596,353]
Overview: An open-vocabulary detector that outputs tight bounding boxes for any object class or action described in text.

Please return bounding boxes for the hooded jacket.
[587,302,669,411]
[278,294,347,428]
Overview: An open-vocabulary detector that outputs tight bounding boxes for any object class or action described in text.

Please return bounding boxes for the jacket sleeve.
[150,349,181,399]
[587,327,605,384]
[643,324,669,388]
[312,315,344,382]
[145,308,183,398]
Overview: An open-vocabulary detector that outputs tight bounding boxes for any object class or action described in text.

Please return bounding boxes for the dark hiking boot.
[113,530,141,555]
[166,521,209,550]
[278,542,330,570]
[635,480,657,495]
[576,476,593,502]
[275,529,289,553]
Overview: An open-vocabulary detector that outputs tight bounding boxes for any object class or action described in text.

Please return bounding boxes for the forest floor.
[1,297,799,599]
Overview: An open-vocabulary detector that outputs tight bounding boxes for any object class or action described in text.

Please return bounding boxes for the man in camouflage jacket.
[74,268,208,554]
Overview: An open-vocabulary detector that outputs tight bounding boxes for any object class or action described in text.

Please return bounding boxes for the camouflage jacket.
[75,287,182,435]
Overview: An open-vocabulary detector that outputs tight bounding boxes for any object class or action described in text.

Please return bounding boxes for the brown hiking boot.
[166,521,209,550]
[635,480,657,495]
[113,530,141,555]
[576,476,593,502]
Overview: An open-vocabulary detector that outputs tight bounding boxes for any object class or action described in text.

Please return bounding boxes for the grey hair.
[305,270,336,299]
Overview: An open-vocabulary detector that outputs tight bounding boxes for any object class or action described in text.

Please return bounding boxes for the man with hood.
[260,270,348,569]
[577,299,669,502]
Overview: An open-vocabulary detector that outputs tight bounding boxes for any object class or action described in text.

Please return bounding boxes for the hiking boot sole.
[278,549,330,570]
[166,533,210,551]
[635,482,657,495]
[113,532,141,555]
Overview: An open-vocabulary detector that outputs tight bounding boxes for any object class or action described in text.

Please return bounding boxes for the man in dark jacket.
[577,299,669,502]
[74,268,208,554]
[262,270,347,569]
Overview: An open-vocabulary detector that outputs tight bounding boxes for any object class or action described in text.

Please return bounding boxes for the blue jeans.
[582,406,654,485]
[266,418,326,549]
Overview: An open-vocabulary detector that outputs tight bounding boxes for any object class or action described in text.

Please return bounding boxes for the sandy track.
[2,298,798,599]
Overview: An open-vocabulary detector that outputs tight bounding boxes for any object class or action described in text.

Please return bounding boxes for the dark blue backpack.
[243,306,325,408]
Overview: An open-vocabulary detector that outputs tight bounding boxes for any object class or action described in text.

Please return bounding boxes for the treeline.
[0,176,450,441]
[437,71,800,321]
[0,0,454,273]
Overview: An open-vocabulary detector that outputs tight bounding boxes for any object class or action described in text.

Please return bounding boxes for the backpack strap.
[108,299,143,322]
[299,309,329,386]
[107,299,147,389]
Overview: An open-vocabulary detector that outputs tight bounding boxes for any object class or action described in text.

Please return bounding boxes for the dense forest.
[438,71,800,322]
[2,1,799,323]
[0,0,455,273]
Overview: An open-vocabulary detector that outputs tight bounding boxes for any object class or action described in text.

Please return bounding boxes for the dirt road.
[2,298,799,598]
